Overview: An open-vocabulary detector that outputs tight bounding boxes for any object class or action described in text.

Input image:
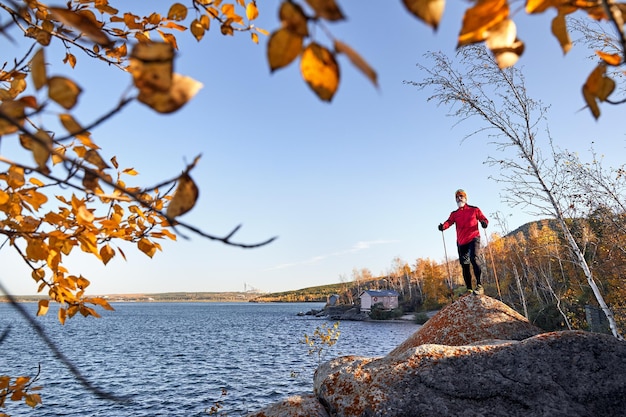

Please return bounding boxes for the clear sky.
[1,1,625,296]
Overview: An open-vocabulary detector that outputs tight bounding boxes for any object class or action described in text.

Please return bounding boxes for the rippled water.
[1,302,419,416]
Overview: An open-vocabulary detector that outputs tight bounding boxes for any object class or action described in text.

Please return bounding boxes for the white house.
[359,290,399,312]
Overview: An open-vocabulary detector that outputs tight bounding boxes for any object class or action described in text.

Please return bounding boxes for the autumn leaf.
[268,28,303,72]
[100,244,116,265]
[334,39,378,87]
[300,43,340,101]
[551,12,571,54]
[137,73,203,113]
[596,50,622,66]
[246,2,259,20]
[138,238,157,257]
[37,299,49,316]
[485,19,524,68]
[582,63,615,119]
[168,3,188,21]
[305,0,345,21]
[279,1,309,37]
[167,173,199,218]
[48,76,82,109]
[129,42,175,92]
[31,129,53,173]
[49,7,111,45]
[458,0,509,47]
[31,48,47,90]
[402,0,445,30]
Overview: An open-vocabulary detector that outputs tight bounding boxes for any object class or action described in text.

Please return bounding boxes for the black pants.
[457,237,482,290]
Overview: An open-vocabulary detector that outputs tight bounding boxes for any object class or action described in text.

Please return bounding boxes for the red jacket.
[442,205,488,245]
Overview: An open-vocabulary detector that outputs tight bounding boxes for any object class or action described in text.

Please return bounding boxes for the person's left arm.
[476,207,488,228]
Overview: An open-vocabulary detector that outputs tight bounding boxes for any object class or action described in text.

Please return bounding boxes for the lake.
[0,302,420,416]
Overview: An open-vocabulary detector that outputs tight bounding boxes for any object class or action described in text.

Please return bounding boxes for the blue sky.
[2,1,625,296]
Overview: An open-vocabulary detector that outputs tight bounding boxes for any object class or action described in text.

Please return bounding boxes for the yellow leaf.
[137,73,203,113]
[402,0,445,30]
[304,0,345,21]
[246,2,259,20]
[37,299,49,316]
[0,189,10,205]
[31,48,47,90]
[100,244,115,265]
[49,7,110,45]
[58,307,67,325]
[582,64,615,119]
[138,238,157,258]
[251,32,259,44]
[551,12,571,54]
[167,173,199,218]
[123,168,139,175]
[267,28,303,72]
[300,43,340,102]
[85,149,110,170]
[168,3,188,21]
[26,238,49,261]
[526,0,556,14]
[334,39,378,87]
[490,39,524,68]
[77,205,95,223]
[32,129,52,173]
[279,1,309,36]
[129,42,175,92]
[59,113,90,139]
[458,0,509,47]
[48,76,82,110]
[0,100,27,136]
[596,50,622,66]
[485,19,524,68]
[190,19,206,41]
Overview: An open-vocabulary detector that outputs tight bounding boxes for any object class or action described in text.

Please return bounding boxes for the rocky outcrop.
[248,295,626,417]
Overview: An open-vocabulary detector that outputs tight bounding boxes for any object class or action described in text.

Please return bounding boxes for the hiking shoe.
[474,285,484,295]
[465,287,474,294]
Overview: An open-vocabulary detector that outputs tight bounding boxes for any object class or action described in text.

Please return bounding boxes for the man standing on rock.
[438,189,488,294]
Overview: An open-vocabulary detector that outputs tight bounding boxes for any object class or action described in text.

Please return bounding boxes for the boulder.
[248,295,626,417]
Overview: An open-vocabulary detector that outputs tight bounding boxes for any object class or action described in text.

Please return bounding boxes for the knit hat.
[455,189,467,199]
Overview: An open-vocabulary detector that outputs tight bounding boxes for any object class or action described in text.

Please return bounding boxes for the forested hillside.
[256,217,625,334]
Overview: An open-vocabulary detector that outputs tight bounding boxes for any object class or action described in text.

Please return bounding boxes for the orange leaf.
[138,238,157,258]
[334,39,377,87]
[596,50,622,66]
[526,0,556,14]
[551,12,571,54]
[168,3,188,21]
[300,43,340,102]
[279,1,309,37]
[304,0,345,21]
[167,173,199,218]
[458,0,509,47]
[267,28,303,72]
[31,48,47,91]
[49,7,110,45]
[246,2,259,20]
[402,0,445,30]
[48,76,82,110]
[100,244,115,265]
[37,299,49,316]
[137,73,203,113]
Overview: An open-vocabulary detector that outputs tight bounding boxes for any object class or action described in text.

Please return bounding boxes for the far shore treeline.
[3,218,625,335]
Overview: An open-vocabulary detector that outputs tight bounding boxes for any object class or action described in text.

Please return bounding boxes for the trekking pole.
[482,228,502,300]
[441,231,455,301]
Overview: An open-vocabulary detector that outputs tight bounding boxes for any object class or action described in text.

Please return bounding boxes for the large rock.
[248,295,626,417]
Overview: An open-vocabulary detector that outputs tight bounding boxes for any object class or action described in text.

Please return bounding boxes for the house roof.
[359,290,399,297]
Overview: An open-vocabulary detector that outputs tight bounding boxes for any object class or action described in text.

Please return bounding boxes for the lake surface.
[1,302,420,416]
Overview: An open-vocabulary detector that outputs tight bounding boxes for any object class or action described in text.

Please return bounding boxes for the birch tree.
[407,44,623,339]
